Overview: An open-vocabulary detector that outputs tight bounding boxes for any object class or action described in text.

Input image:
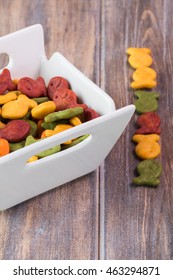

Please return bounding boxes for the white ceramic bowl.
[0,25,135,210]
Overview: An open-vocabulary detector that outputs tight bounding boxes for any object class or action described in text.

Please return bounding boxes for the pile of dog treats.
[0,69,100,162]
[127,47,162,187]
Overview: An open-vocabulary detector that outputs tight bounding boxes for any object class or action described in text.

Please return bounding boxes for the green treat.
[32,97,49,104]
[62,134,90,149]
[133,159,162,187]
[44,107,84,123]
[25,135,61,158]
[10,140,25,152]
[41,119,69,130]
[134,90,160,114]
[25,120,37,137]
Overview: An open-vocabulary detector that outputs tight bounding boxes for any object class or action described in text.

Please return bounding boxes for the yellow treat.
[132,134,161,159]
[18,94,37,109]
[69,116,82,126]
[2,98,29,119]
[131,80,157,89]
[54,124,73,145]
[128,53,153,68]
[27,155,38,163]
[54,124,73,133]
[132,67,157,81]
[126,47,151,55]
[0,107,1,116]
[43,129,56,138]
[0,91,17,105]
[31,101,56,119]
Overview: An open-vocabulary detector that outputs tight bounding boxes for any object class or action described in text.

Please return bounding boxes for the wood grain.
[102,0,173,260]
[0,0,173,260]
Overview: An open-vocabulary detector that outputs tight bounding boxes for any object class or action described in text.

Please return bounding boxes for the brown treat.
[17,76,47,98]
[53,88,87,111]
[136,112,161,135]
[48,76,69,100]
[0,120,30,142]
[84,108,100,121]
[0,68,17,95]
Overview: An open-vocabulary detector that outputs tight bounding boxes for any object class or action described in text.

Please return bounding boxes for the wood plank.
[102,0,173,259]
[0,0,100,260]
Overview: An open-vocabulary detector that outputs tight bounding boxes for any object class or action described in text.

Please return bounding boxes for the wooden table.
[0,0,172,260]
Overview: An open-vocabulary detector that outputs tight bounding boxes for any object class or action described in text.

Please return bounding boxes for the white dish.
[0,24,135,210]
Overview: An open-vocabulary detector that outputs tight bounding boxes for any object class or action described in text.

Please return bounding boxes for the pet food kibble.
[17,94,37,109]
[69,117,82,126]
[132,134,161,159]
[84,108,100,121]
[134,90,160,114]
[128,53,153,69]
[1,97,29,119]
[53,88,87,111]
[132,67,157,81]
[133,159,162,186]
[0,138,10,157]
[131,80,157,89]
[0,69,17,95]
[44,107,84,123]
[136,112,161,135]
[0,120,30,142]
[126,47,151,55]
[48,76,69,100]
[18,76,47,98]
[31,101,56,119]
[0,91,17,105]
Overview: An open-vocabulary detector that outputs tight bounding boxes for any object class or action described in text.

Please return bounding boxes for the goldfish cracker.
[136,112,161,135]
[1,97,29,119]
[31,101,56,119]
[0,91,18,105]
[128,53,153,69]
[18,76,47,98]
[132,67,157,81]
[0,69,17,95]
[132,134,161,159]
[134,90,160,114]
[18,94,37,109]
[133,159,162,186]
[131,80,157,89]
[0,120,30,143]
[126,47,151,55]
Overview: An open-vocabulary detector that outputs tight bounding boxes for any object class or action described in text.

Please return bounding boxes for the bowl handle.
[0,24,46,78]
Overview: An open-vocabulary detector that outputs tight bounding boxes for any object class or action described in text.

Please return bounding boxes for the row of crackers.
[127,47,162,187]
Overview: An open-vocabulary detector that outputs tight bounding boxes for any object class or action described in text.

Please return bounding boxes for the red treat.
[136,112,161,135]
[48,76,69,100]
[53,88,87,111]
[0,68,17,95]
[17,76,47,98]
[0,120,30,143]
[84,108,100,121]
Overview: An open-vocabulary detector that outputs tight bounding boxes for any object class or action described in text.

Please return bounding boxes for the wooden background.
[0,0,173,260]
